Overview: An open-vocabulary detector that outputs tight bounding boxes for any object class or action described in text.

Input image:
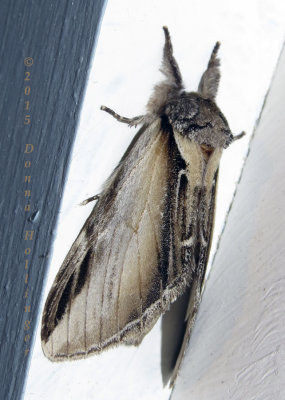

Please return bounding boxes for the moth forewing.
[41,27,244,385]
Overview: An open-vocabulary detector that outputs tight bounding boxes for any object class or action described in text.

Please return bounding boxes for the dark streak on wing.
[42,271,74,342]
[194,241,201,266]
[170,139,187,278]
[74,249,92,296]
[160,176,172,289]
[41,299,54,342]
[177,173,188,240]
[55,273,75,324]
[161,140,176,288]
[42,245,92,344]
[159,118,186,289]
[158,115,173,289]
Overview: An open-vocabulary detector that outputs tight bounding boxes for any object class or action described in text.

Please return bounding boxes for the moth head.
[164,92,234,150]
[101,28,244,151]
[146,29,239,151]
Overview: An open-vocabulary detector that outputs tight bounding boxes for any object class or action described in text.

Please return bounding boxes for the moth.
[41,27,244,376]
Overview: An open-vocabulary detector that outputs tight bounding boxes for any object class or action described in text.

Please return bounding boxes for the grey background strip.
[0,1,106,399]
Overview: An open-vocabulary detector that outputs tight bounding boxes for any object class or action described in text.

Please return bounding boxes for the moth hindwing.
[41,27,244,370]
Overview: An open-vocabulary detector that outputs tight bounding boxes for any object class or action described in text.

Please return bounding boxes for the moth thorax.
[165,92,234,149]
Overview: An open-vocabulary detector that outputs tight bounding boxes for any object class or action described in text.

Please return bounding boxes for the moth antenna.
[161,26,183,88]
[198,41,221,100]
[100,105,145,127]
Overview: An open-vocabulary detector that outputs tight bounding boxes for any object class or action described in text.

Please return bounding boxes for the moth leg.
[100,105,145,127]
[80,194,100,206]
[233,131,246,141]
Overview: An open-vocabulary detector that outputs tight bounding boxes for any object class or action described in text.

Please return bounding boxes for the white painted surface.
[172,44,285,400]
[24,1,285,399]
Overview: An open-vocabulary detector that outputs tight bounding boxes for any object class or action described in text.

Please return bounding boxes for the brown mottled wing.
[41,119,192,361]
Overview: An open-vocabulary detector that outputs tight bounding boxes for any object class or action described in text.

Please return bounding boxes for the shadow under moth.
[41,26,244,383]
